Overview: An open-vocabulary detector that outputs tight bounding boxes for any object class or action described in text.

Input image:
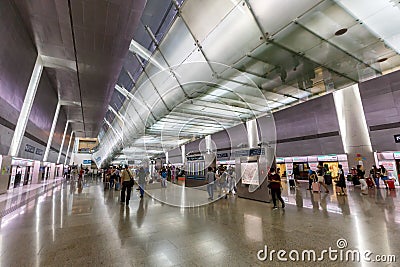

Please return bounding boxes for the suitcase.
[312,182,320,192]
[115,182,120,191]
[386,180,395,190]
[366,177,374,188]
[289,179,295,187]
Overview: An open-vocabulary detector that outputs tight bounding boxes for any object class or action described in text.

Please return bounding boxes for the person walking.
[120,165,134,206]
[357,165,368,195]
[370,165,380,188]
[137,167,146,198]
[379,165,389,190]
[317,165,329,193]
[336,164,347,196]
[227,167,236,195]
[161,168,167,188]
[268,167,285,210]
[206,167,215,200]
[217,167,228,199]
[307,168,315,190]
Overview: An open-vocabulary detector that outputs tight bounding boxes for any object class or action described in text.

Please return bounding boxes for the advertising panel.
[241,162,259,185]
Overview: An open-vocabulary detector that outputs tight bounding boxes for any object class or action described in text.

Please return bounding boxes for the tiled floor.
[0,179,399,266]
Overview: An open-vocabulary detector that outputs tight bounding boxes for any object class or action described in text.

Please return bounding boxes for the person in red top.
[268,167,285,210]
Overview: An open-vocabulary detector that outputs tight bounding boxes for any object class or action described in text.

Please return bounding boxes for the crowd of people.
[205,166,237,200]
[98,161,395,210]
[103,165,149,205]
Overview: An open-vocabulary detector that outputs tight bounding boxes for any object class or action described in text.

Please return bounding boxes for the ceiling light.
[334,28,348,36]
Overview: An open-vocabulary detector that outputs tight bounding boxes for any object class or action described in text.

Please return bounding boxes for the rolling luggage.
[289,179,295,187]
[312,182,320,192]
[366,177,375,188]
[386,180,395,190]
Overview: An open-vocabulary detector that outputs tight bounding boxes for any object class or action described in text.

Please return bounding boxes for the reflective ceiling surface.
[15,0,400,164]
[94,0,400,164]
[12,0,146,138]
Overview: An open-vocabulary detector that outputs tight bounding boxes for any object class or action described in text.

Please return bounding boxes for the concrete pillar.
[70,137,79,165]
[43,102,61,162]
[181,145,186,164]
[57,120,70,164]
[205,135,212,153]
[165,151,169,164]
[246,119,259,149]
[64,131,74,165]
[333,84,374,169]
[9,55,43,156]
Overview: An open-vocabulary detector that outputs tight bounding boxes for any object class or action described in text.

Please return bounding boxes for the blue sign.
[83,159,92,165]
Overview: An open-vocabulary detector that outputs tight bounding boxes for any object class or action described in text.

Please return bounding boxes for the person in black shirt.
[268,167,285,210]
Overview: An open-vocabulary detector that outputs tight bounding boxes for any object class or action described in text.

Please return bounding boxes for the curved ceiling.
[13,0,146,138]
[90,0,400,165]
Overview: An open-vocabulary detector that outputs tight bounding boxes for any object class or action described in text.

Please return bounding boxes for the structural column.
[57,120,70,164]
[43,102,61,162]
[181,145,186,165]
[70,137,79,165]
[9,55,43,156]
[333,84,374,168]
[64,131,74,165]
[246,119,259,149]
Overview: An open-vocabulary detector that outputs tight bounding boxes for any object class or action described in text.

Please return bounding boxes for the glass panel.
[181,0,239,42]
[201,3,263,67]
[159,18,197,67]
[328,23,379,54]
[273,23,322,54]
[336,0,400,53]
[305,41,358,76]
[248,0,321,35]
[298,1,357,40]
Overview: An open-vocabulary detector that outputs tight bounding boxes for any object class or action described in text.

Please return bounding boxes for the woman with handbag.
[120,165,134,206]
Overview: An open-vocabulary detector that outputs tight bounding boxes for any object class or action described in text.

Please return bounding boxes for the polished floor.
[0,178,399,266]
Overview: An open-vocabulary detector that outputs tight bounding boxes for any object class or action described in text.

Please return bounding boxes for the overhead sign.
[83,159,92,165]
[317,155,338,162]
[292,156,308,162]
[394,152,400,159]
[25,144,35,153]
[187,155,204,161]
[234,148,265,157]
[217,152,229,159]
[394,134,400,143]
[35,148,43,156]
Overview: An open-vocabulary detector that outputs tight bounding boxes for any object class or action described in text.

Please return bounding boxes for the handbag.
[127,170,135,187]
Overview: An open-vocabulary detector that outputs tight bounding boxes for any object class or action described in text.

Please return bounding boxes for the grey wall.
[167,146,181,164]
[168,94,345,158]
[359,70,400,151]
[0,1,67,161]
[274,94,344,156]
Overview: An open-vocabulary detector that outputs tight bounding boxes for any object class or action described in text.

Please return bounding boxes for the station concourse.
[1,0,400,266]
